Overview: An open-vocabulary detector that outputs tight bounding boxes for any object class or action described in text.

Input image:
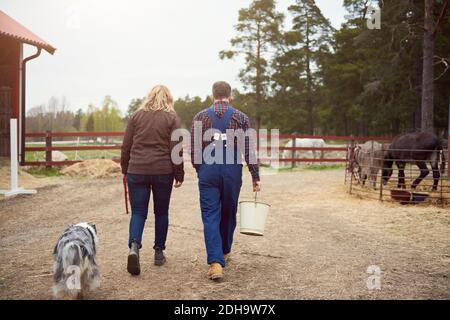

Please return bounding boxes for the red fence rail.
[24,131,394,168]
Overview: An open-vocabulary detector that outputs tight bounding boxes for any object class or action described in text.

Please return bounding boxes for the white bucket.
[239,197,270,236]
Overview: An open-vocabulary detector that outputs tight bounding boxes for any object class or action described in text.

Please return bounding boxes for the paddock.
[1,165,449,300]
[347,145,450,207]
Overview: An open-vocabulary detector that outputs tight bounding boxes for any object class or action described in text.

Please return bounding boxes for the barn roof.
[0,10,56,54]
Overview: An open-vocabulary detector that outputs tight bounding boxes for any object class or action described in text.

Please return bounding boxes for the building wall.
[0,36,21,157]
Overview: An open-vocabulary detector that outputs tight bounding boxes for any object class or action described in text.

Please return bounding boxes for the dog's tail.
[62,242,82,272]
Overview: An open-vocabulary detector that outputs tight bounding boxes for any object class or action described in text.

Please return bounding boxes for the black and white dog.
[53,223,101,300]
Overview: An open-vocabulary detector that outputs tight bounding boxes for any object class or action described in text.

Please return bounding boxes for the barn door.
[0,86,12,157]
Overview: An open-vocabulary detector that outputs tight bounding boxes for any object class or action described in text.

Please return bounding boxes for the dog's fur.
[52,223,101,300]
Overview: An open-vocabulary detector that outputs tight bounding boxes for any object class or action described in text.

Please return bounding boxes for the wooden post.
[45,130,52,169]
[291,137,296,169]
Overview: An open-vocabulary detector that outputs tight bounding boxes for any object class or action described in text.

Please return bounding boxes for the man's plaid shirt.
[190,101,260,182]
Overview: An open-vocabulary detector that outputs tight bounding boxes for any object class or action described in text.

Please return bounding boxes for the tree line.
[217,0,450,136]
[178,0,449,137]
[26,96,123,133]
[27,0,450,138]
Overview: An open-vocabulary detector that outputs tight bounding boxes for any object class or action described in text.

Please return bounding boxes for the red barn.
[0,10,55,162]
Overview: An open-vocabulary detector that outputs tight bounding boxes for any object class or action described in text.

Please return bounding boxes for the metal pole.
[349,165,353,195]
[21,48,42,165]
[379,146,384,201]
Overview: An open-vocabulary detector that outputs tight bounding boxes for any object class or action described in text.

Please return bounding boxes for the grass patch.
[304,164,345,171]
[25,150,120,162]
[25,167,63,177]
[259,164,345,174]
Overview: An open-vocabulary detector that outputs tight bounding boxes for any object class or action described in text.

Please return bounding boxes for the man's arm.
[190,113,201,172]
[243,116,260,187]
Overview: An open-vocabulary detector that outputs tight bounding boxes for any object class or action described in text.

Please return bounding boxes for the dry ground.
[1,165,449,300]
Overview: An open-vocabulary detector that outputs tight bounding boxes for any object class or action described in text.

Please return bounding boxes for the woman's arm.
[121,116,135,175]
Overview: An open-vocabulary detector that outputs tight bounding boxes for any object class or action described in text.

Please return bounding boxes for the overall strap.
[208,106,235,133]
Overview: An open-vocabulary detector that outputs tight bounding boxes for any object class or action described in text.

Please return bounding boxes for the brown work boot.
[207,263,224,281]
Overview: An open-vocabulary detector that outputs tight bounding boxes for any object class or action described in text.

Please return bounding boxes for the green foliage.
[85,113,94,132]
[26,0,450,139]
[221,0,450,137]
[173,91,259,129]
[220,0,284,129]
[174,95,209,129]
[271,0,334,134]
[25,167,62,177]
[304,164,345,171]
[91,96,123,132]
[125,97,144,120]
[318,0,450,136]
[73,108,83,131]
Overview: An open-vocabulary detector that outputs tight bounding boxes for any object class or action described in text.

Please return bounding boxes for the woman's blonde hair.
[139,85,174,112]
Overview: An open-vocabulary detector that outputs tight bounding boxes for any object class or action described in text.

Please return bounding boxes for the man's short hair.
[212,81,232,100]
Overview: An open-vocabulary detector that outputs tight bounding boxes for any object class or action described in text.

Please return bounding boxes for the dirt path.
[1,167,449,300]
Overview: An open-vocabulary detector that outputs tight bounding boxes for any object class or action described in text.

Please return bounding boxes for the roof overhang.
[0,10,56,55]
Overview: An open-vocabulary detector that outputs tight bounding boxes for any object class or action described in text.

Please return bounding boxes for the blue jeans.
[127,174,174,250]
[198,164,243,267]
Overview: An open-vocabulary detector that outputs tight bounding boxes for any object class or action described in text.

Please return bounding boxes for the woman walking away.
[121,85,184,276]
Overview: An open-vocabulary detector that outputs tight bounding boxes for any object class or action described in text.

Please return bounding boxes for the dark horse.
[382,132,446,191]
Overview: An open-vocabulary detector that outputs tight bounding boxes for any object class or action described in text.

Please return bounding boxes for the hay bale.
[61,159,121,179]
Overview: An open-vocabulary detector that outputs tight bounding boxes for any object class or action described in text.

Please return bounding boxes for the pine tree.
[73,108,83,131]
[273,0,334,134]
[220,0,284,130]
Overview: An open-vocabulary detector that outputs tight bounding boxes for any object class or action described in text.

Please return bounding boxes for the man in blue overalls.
[191,81,261,281]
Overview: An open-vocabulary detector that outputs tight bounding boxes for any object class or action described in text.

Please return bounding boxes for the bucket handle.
[254,192,258,207]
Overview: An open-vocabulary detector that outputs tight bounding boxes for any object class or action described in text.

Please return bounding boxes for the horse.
[355,141,385,189]
[282,138,326,163]
[381,132,446,191]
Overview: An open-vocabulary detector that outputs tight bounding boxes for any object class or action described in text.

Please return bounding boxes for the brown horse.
[382,132,446,191]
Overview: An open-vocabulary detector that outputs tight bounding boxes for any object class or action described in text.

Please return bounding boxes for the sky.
[1,0,346,114]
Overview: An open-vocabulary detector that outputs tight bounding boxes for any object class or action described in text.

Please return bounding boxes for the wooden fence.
[24,131,394,168]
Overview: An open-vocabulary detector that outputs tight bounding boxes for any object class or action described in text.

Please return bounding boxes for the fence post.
[45,130,52,169]
[345,141,349,185]
[379,145,384,201]
[291,137,296,169]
